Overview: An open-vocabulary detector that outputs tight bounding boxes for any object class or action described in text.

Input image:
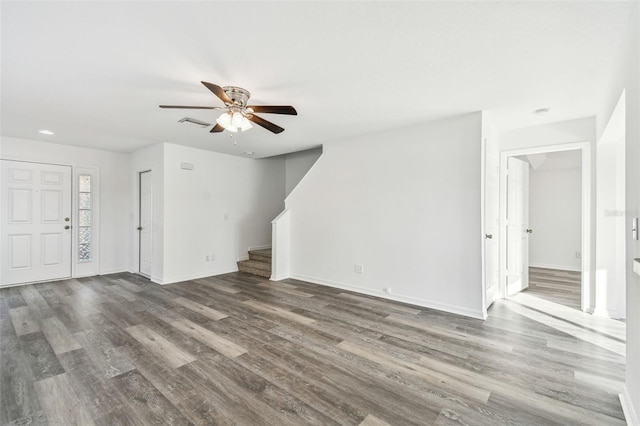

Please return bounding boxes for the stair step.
[238,259,271,278]
[238,259,271,271]
[249,249,272,263]
[238,249,272,279]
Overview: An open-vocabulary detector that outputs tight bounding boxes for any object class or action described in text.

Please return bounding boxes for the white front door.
[139,170,152,278]
[506,157,530,296]
[1,160,72,286]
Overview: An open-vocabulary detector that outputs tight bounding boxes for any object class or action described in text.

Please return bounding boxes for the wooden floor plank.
[40,316,82,354]
[171,296,229,321]
[169,318,248,358]
[9,306,41,336]
[34,373,95,425]
[125,324,196,368]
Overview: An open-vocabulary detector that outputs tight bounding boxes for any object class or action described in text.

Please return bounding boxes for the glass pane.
[79,243,91,262]
[79,227,91,244]
[79,210,91,226]
[79,193,91,209]
[79,175,91,193]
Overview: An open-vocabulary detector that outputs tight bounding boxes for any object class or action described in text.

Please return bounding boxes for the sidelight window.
[78,175,92,262]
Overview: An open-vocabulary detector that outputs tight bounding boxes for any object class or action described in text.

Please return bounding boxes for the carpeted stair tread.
[238,249,272,278]
[238,259,271,271]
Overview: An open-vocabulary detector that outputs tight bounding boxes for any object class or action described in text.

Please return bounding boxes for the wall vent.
[178,117,211,128]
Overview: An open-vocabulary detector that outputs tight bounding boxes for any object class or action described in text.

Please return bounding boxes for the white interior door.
[485,166,500,306]
[506,157,530,296]
[139,170,152,278]
[1,160,72,286]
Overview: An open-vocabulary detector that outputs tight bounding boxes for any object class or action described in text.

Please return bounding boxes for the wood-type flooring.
[0,271,626,425]
[526,267,582,310]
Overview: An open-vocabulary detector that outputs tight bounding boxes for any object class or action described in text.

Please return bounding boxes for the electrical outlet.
[210,253,215,261]
[575,251,581,259]
[354,264,364,273]
[205,255,210,262]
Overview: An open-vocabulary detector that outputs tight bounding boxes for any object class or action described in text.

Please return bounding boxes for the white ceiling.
[1,1,636,159]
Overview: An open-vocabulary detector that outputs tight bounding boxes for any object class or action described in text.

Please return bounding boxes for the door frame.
[497,141,592,312]
[137,169,152,278]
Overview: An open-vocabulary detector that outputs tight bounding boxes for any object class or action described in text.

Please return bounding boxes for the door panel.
[42,233,63,266]
[1,160,72,286]
[139,171,153,278]
[9,189,33,222]
[9,235,31,269]
[506,157,530,296]
[42,190,63,222]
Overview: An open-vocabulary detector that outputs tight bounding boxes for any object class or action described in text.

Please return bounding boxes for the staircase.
[237,248,272,278]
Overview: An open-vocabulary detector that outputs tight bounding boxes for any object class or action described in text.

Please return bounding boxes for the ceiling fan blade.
[201,81,233,105]
[210,123,225,133]
[159,105,219,109]
[247,105,297,115]
[247,114,284,134]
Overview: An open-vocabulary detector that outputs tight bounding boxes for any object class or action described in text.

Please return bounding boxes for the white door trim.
[498,141,592,312]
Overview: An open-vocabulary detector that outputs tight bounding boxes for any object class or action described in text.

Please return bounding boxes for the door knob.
[64,225,70,230]
[64,217,70,222]
[137,226,143,231]
[526,229,533,234]
[485,234,493,239]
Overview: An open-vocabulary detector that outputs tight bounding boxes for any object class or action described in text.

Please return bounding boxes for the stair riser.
[238,260,271,271]
[249,254,271,263]
[238,266,271,278]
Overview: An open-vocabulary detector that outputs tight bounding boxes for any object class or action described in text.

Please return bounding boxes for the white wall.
[285,147,322,196]
[529,162,582,271]
[0,136,130,274]
[596,92,626,320]
[156,143,285,284]
[500,117,596,152]
[286,113,484,318]
[595,3,639,422]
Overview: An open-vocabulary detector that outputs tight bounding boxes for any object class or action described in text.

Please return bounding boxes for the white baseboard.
[248,244,271,251]
[592,307,624,320]
[98,268,128,276]
[237,256,249,262]
[157,266,239,285]
[290,273,485,320]
[529,263,581,272]
[270,273,290,281]
[620,387,639,426]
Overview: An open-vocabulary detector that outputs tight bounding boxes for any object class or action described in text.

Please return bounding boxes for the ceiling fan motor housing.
[223,86,251,108]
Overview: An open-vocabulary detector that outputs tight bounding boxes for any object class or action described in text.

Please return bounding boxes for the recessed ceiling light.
[533,108,550,116]
[244,151,254,155]
[38,129,54,135]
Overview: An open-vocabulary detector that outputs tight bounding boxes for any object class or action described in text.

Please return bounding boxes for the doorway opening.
[498,142,591,312]
[518,149,583,311]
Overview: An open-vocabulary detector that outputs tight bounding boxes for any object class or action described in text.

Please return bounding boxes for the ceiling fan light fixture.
[231,112,243,128]
[239,116,253,132]
[216,112,234,131]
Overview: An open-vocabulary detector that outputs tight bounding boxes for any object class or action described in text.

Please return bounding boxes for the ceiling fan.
[160,81,297,134]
